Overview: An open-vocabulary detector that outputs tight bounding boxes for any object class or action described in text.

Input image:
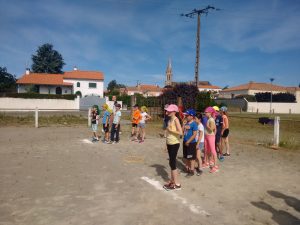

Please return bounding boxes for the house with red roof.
[219,81,291,99]
[17,67,104,97]
[119,84,162,97]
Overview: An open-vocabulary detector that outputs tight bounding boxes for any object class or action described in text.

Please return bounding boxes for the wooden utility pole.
[195,13,200,86]
[181,5,220,86]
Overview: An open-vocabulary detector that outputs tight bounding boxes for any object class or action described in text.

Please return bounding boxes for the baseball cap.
[165,104,179,112]
[220,106,228,112]
[213,106,220,111]
[204,106,215,113]
[184,109,196,117]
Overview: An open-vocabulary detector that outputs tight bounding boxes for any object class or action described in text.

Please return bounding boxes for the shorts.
[183,142,197,160]
[222,129,230,138]
[138,123,145,128]
[92,124,98,132]
[132,123,138,128]
[102,124,109,133]
[197,142,204,152]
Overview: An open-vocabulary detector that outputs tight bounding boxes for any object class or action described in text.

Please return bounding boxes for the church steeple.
[165,58,172,86]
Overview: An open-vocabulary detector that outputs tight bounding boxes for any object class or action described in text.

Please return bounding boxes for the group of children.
[90,102,122,144]
[90,101,231,191]
[163,104,230,191]
[90,103,151,144]
[131,104,152,143]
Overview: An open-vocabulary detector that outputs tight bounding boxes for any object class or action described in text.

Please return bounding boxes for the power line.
[181,5,220,86]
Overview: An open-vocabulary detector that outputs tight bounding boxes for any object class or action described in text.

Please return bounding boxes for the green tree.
[107,79,126,92]
[0,67,16,92]
[31,43,65,74]
[160,84,200,110]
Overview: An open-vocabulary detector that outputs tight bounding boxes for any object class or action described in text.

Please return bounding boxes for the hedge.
[255,92,296,102]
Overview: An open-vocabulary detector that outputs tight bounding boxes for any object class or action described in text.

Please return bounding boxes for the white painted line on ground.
[141,176,211,216]
[141,176,164,191]
[81,139,93,144]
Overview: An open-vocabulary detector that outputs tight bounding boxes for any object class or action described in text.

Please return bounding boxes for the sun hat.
[213,106,220,111]
[184,109,196,117]
[220,106,228,112]
[165,104,179,112]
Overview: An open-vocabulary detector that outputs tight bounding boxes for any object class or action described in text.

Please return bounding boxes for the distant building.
[219,81,299,101]
[17,67,104,97]
[164,59,221,93]
[119,84,162,97]
[165,58,173,86]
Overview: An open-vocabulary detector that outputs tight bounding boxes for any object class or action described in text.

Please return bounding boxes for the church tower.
[165,58,172,86]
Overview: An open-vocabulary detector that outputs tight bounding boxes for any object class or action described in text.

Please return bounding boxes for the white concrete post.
[35,107,39,128]
[274,116,280,147]
[88,108,91,127]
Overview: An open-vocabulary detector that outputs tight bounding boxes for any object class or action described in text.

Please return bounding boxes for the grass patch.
[0,113,86,127]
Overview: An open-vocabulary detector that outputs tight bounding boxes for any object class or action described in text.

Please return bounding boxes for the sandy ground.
[0,126,299,225]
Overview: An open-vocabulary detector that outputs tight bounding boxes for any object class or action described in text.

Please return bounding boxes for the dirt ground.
[0,125,299,225]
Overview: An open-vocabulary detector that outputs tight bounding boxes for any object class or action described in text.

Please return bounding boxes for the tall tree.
[107,79,126,92]
[0,67,16,92]
[31,43,65,74]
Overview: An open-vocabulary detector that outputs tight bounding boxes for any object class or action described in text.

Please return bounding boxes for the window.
[77,82,80,87]
[89,83,97,88]
[64,89,68,94]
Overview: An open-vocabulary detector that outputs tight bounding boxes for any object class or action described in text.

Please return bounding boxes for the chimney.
[25,68,30,75]
[73,66,78,71]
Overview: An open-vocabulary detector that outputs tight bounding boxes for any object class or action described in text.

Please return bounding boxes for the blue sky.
[0,0,299,89]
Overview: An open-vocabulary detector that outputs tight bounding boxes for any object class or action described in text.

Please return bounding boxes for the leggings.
[167,143,180,170]
[205,135,217,155]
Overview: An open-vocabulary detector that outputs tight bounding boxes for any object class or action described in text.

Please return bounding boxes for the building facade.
[119,84,162,97]
[17,68,104,97]
[219,82,290,99]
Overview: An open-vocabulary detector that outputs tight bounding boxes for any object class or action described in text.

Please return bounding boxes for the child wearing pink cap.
[163,104,183,191]
[204,107,219,173]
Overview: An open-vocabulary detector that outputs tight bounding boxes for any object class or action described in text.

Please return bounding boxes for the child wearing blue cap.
[182,109,198,176]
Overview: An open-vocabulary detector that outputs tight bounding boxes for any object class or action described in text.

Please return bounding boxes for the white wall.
[0,97,80,110]
[247,102,300,114]
[198,88,221,93]
[63,79,104,97]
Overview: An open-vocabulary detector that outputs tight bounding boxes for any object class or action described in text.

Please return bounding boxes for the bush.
[3,93,77,100]
[255,92,296,102]
[195,92,217,112]
[160,84,200,110]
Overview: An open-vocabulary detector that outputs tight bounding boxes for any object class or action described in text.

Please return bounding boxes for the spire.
[165,58,173,86]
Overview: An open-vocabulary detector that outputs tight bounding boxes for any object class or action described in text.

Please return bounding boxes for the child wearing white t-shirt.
[195,114,204,175]
[136,106,151,143]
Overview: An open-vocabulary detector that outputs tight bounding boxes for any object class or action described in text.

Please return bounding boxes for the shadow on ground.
[251,190,300,225]
[150,164,169,181]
